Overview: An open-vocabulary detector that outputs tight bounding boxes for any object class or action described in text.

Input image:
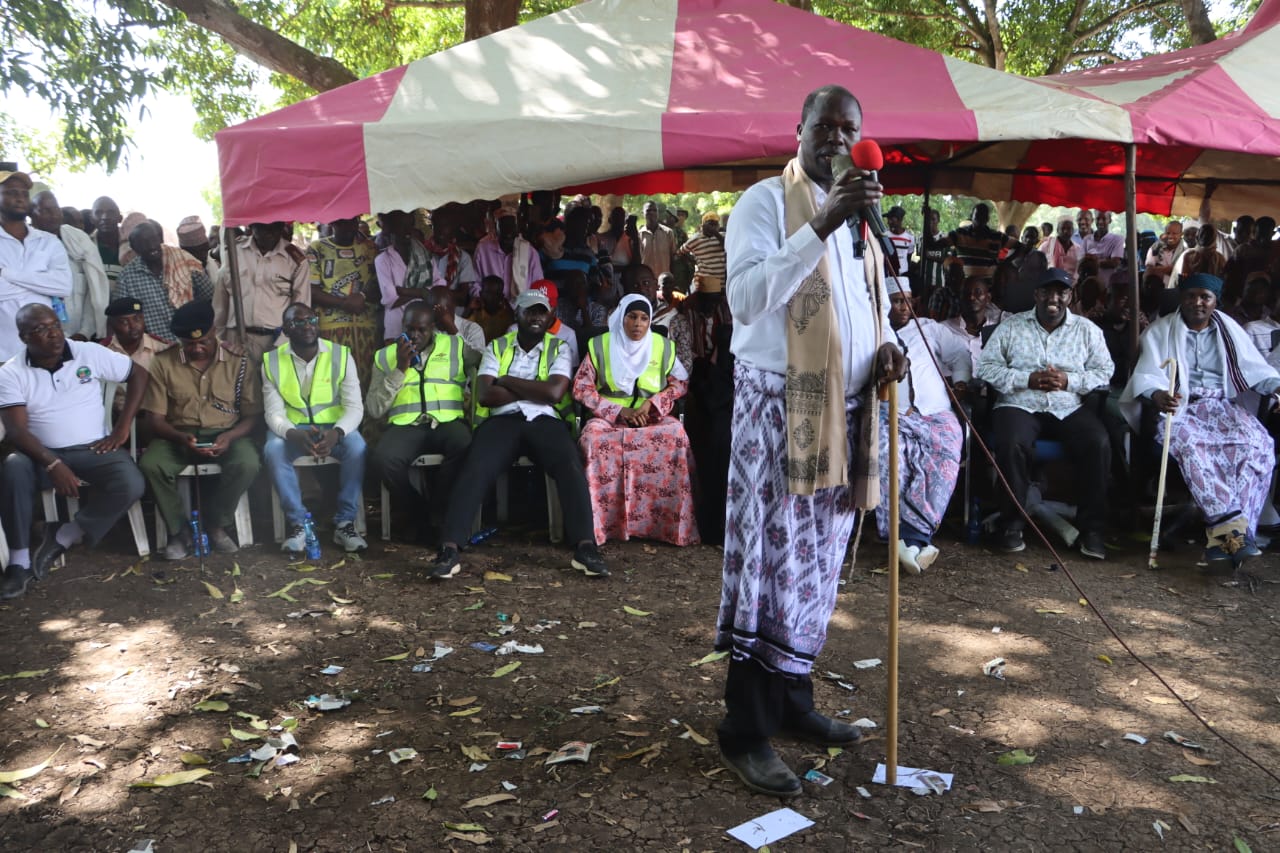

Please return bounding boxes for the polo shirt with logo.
[0,340,134,447]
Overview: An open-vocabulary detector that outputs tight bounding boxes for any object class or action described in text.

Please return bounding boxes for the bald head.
[30,190,62,235]
[16,303,57,334]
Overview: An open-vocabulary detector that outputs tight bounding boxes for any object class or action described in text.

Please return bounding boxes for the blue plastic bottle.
[50,297,69,324]
[190,510,209,557]
[303,512,322,560]
[966,501,981,545]
[468,527,498,546]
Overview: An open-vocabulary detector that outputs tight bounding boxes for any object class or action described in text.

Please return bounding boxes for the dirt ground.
[2,491,1279,852]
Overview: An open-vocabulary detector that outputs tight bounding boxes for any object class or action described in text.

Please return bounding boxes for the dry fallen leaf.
[462,793,517,809]
[962,800,1004,813]
[131,768,215,788]
[1183,750,1220,767]
[449,696,478,707]
[0,747,61,784]
[931,708,951,717]
[682,724,710,746]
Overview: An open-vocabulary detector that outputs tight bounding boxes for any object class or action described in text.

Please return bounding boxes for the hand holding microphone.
[815,139,884,241]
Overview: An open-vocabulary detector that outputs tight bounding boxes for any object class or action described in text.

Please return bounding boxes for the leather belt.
[245,326,277,336]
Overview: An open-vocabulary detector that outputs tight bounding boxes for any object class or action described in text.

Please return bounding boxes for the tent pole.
[1125,143,1140,369]
[921,173,933,300]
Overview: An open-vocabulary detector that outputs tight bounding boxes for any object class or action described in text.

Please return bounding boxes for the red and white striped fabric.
[216,0,1133,225]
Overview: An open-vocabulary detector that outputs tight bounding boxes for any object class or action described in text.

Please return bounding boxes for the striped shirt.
[681,233,726,279]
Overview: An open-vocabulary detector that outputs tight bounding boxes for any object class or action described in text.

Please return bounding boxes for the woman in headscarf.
[572,293,699,546]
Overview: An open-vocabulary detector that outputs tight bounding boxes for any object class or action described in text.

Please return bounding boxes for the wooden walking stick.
[1148,358,1178,570]
[878,377,901,784]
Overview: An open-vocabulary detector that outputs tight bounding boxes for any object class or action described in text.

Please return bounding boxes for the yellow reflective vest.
[373,334,466,426]
[263,341,350,426]
[473,331,573,425]
[587,333,675,409]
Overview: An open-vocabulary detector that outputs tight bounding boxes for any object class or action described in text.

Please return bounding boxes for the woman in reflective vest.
[572,294,699,546]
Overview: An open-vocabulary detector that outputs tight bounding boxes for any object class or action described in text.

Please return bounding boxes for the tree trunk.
[465,0,523,41]
[159,0,357,92]
[1180,0,1217,45]
[785,0,814,9]
[994,201,1039,235]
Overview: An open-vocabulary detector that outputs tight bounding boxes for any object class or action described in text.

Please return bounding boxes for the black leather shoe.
[719,745,801,797]
[0,565,33,600]
[32,522,67,580]
[783,711,865,747]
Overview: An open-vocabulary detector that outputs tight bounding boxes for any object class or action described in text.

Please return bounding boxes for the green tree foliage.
[806,0,1257,74]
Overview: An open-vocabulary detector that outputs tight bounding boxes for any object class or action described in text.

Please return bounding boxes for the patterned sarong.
[1168,388,1274,534]
[874,405,963,542]
[715,363,862,676]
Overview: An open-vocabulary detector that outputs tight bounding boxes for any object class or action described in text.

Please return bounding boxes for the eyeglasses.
[285,316,319,329]
[26,322,61,338]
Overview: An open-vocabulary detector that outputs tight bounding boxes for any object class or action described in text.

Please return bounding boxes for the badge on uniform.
[76,366,92,383]
[191,329,203,338]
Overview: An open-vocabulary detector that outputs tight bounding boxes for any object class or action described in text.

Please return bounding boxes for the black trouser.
[440,413,593,547]
[372,420,472,519]
[0,447,144,550]
[991,405,1110,534]
[717,657,815,757]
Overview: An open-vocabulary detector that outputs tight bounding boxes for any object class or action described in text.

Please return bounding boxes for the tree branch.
[1063,48,1127,67]
[383,0,464,8]
[1071,0,1174,45]
[157,0,358,92]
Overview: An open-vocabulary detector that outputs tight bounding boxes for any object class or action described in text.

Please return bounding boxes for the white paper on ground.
[726,807,814,850]
[872,763,955,791]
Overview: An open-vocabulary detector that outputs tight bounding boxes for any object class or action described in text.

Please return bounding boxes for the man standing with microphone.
[714,84,906,797]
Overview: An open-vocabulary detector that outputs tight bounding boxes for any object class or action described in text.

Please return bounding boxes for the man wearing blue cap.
[978,267,1115,558]
[1122,273,1280,568]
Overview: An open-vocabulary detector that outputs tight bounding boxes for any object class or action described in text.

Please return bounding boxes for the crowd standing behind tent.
[1,166,1279,611]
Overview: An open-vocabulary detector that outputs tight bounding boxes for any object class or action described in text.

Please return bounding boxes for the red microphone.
[850,139,885,173]
[849,139,889,242]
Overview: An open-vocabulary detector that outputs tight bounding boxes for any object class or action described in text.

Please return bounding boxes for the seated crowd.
[2,162,1279,600]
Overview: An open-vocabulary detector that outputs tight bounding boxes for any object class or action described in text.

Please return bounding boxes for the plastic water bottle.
[468,527,499,546]
[190,511,209,557]
[966,502,981,545]
[51,297,69,324]
[303,512,322,560]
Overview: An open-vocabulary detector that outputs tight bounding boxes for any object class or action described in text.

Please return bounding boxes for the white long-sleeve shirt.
[0,225,72,360]
[60,223,110,340]
[725,175,891,395]
[262,339,363,439]
[889,318,971,417]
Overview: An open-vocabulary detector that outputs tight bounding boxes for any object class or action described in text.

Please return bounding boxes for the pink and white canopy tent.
[215,0,1133,225]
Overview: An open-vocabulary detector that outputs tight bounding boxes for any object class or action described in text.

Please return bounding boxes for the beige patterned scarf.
[781,158,885,506]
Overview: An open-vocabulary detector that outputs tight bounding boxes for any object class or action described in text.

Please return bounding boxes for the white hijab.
[607,294,687,393]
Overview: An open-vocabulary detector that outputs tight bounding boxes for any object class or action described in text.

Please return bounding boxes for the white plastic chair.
[378,454,480,541]
[40,381,151,563]
[271,455,368,542]
[154,462,254,549]
[496,456,563,544]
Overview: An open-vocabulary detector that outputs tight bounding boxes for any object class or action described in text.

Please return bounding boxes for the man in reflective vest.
[262,301,367,554]
[367,299,477,538]
[429,289,608,579]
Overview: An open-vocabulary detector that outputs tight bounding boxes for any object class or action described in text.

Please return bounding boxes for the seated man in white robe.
[1123,273,1280,570]
[878,277,971,573]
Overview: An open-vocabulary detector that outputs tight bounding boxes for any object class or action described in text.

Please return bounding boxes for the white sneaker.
[897,540,922,575]
[915,544,940,572]
[333,522,368,553]
[281,524,306,553]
